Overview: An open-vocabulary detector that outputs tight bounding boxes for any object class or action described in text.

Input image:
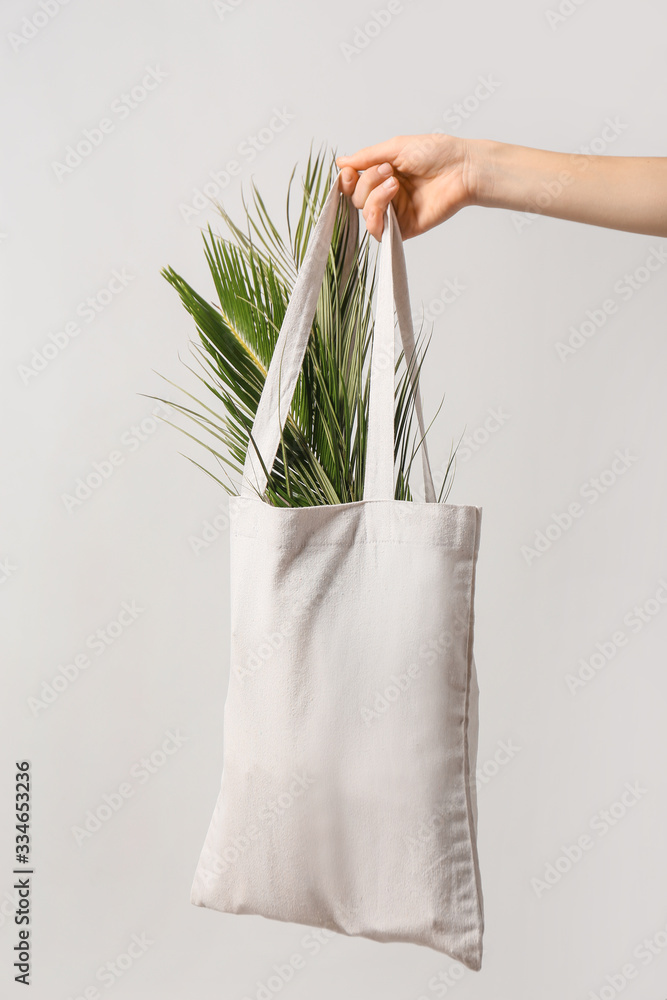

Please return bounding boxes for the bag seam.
[461,507,485,948]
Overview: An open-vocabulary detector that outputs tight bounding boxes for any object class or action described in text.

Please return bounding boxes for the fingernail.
[377,162,392,176]
[382,176,397,188]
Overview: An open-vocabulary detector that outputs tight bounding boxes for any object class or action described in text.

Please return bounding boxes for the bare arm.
[336,135,667,240]
[478,140,667,236]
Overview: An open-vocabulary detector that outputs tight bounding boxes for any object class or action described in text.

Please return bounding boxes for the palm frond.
[158,145,456,505]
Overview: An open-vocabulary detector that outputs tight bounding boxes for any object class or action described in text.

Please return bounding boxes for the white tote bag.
[190,172,485,970]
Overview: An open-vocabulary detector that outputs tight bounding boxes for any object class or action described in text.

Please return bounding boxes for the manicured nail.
[377,162,392,176]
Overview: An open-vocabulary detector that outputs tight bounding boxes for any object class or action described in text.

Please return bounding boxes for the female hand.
[338,134,667,240]
[336,134,480,241]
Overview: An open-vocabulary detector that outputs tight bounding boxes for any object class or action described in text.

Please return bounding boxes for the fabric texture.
[190,172,485,970]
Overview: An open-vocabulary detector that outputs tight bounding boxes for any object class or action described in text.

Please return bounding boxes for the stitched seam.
[461,508,485,945]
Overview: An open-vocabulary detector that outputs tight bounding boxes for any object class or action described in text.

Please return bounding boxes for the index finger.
[336,137,403,171]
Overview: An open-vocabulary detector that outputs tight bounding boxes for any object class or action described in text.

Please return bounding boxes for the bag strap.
[240,171,436,503]
[365,198,436,502]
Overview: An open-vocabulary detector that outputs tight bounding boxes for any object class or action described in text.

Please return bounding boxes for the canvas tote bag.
[190,171,485,971]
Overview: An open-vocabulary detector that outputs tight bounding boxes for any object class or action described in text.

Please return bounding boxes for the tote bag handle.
[240,171,437,503]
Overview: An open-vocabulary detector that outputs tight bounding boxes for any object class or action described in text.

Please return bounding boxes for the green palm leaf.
[159,144,456,505]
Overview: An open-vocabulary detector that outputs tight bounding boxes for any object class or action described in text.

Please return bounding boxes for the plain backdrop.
[2,1,667,998]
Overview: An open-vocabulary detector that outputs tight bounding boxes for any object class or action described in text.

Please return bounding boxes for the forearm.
[473,139,667,237]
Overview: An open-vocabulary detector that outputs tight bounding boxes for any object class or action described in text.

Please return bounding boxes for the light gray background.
[2,0,667,997]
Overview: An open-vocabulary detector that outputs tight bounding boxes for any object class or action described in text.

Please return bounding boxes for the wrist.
[461,138,508,209]
[466,140,583,214]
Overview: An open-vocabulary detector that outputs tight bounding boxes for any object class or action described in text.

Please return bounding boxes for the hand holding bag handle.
[241,171,437,503]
